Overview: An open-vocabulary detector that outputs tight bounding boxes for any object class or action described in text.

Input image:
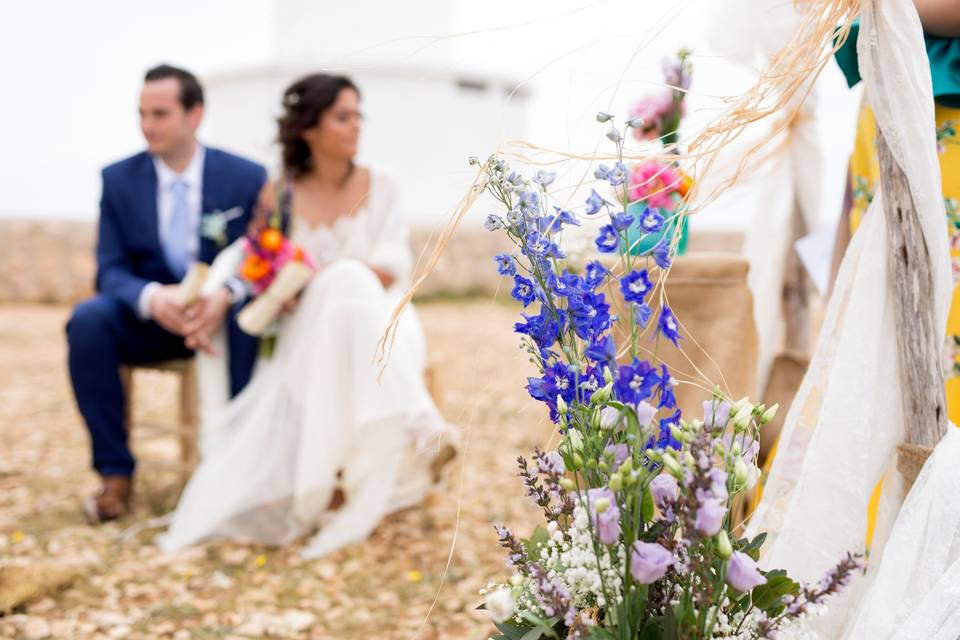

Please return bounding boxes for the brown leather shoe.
[83,475,132,524]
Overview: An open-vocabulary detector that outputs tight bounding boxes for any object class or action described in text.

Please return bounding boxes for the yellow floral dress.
[849,101,960,548]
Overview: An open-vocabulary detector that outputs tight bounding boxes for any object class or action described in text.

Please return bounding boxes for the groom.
[67,64,266,523]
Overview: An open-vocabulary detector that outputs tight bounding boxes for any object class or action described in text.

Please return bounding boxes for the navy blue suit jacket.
[95,146,267,396]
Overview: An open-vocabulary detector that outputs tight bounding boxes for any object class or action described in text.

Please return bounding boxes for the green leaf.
[524,526,551,561]
[741,532,767,561]
[751,571,800,612]
[641,487,655,523]
[493,620,534,640]
[638,619,663,640]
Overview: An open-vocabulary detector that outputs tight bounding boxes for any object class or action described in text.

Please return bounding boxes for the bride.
[158,73,457,558]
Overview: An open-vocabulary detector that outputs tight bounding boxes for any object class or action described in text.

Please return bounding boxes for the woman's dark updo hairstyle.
[278,73,360,179]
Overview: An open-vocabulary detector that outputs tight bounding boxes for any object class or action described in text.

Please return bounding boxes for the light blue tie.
[164,179,191,279]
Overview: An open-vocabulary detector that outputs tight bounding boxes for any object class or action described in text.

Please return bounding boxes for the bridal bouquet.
[475,119,861,639]
[234,223,315,336]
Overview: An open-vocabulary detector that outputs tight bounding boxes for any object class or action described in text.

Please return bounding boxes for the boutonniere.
[200,206,244,247]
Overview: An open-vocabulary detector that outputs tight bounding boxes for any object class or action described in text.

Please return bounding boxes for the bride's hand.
[279,296,300,316]
[185,329,218,356]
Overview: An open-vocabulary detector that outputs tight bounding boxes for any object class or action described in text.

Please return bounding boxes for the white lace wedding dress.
[158,169,457,558]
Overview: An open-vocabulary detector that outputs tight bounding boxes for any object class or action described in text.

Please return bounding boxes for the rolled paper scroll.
[176,263,209,307]
[237,261,313,336]
[200,239,247,296]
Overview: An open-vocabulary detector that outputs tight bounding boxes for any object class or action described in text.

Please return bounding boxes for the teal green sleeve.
[833,19,959,108]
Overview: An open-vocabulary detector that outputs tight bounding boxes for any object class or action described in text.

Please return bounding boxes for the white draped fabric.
[748,1,960,638]
[158,169,457,558]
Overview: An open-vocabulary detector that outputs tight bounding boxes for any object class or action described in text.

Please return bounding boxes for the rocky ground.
[0,299,555,639]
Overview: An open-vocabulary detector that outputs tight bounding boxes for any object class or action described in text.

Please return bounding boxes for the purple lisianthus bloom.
[634,302,653,328]
[635,400,658,427]
[587,488,621,545]
[585,189,607,215]
[649,473,680,508]
[704,399,732,430]
[604,443,630,470]
[614,359,660,405]
[595,224,620,253]
[493,253,516,276]
[652,238,672,269]
[695,496,726,535]
[511,275,536,307]
[583,261,609,289]
[639,207,664,233]
[656,364,676,409]
[727,551,767,592]
[611,211,634,232]
[708,469,729,501]
[630,541,674,583]
[657,305,681,345]
[620,269,653,303]
[585,334,617,365]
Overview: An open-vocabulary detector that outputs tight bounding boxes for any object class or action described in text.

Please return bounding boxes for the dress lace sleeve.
[366,171,413,287]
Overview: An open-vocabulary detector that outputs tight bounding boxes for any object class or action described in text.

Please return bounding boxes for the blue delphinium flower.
[506,209,523,227]
[584,261,610,289]
[611,211,634,232]
[657,305,681,345]
[620,269,653,303]
[578,365,605,404]
[634,302,653,328]
[484,214,504,231]
[594,164,612,181]
[506,171,525,188]
[614,358,660,405]
[585,334,617,365]
[515,307,565,351]
[595,224,620,253]
[527,361,577,421]
[533,170,557,188]
[656,364,677,409]
[546,207,580,233]
[518,189,540,213]
[493,253,516,276]
[608,161,628,187]
[585,189,608,215]
[639,207,664,233]
[548,271,583,298]
[569,291,612,340]
[651,237,673,269]
[654,409,682,450]
[511,274,536,307]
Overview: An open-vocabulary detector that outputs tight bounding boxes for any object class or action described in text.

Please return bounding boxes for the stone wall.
[0,219,742,304]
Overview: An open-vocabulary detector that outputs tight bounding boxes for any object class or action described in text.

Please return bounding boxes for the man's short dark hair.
[144,64,204,110]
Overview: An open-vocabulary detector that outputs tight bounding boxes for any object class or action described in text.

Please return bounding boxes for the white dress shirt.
[138,145,205,319]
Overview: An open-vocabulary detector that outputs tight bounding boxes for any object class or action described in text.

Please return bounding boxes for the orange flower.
[240,255,271,282]
[292,246,305,262]
[676,172,694,199]
[259,228,284,253]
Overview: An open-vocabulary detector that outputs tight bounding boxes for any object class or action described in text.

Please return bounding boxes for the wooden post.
[877,129,948,453]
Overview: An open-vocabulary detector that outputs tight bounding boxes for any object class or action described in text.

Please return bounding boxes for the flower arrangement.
[475,119,861,639]
[239,225,315,295]
[622,49,694,257]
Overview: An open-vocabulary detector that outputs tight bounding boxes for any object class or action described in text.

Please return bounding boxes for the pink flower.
[628,160,682,211]
[587,488,621,545]
[630,541,674,583]
[629,90,675,141]
[726,551,767,592]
